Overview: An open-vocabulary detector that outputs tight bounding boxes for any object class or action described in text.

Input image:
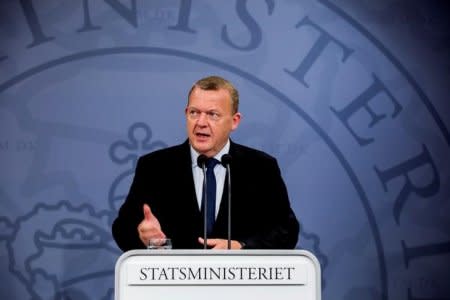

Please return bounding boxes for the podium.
[115,249,321,300]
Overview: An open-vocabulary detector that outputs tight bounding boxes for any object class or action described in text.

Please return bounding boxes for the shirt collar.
[190,140,230,167]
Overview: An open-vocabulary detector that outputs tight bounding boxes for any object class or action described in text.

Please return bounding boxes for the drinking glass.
[147,238,172,250]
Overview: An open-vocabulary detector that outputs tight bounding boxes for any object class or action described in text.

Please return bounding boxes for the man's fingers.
[198,237,242,249]
[138,223,166,246]
[140,230,166,243]
[143,204,153,221]
[198,237,218,246]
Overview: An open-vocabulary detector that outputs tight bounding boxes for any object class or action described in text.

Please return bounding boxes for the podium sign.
[115,250,321,300]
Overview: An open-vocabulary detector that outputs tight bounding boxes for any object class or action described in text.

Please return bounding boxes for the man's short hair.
[188,75,239,114]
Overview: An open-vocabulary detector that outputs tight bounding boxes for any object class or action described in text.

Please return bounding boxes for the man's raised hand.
[137,204,165,246]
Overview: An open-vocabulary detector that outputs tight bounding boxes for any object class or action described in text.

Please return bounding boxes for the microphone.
[197,154,208,249]
[197,154,207,167]
[221,154,232,249]
[221,154,232,166]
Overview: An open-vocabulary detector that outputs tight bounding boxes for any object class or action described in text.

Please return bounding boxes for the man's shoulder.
[139,141,188,162]
[231,141,276,163]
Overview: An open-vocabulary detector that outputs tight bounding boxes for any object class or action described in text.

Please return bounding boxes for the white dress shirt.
[190,140,230,218]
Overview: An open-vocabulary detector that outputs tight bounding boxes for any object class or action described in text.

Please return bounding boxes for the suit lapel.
[176,141,202,216]
[214,141,240,234]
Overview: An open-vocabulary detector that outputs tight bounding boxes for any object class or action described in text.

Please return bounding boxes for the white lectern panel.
[115,250,321,300]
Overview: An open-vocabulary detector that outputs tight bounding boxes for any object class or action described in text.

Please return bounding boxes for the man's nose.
[196,112,209,124]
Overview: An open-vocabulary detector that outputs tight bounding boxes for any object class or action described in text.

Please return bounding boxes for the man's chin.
[192,142,212,155]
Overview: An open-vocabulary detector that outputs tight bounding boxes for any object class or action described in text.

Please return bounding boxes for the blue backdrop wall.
[1,1,449,299]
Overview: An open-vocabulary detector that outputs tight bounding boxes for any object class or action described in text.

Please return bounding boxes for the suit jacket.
[112,140,299,251]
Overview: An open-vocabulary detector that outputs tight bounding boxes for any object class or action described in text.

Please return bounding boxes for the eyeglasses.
[186,108,222,122]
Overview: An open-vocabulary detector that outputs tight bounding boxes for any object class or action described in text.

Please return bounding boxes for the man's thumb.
[143,204,153,221]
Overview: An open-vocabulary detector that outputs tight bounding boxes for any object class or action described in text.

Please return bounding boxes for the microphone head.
[221,154,232,166]
[197,154,208,167]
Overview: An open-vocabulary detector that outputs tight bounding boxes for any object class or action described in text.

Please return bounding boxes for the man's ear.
[231,112,242,130]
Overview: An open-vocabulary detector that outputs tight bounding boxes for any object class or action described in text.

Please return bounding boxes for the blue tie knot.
[206,157,219,170]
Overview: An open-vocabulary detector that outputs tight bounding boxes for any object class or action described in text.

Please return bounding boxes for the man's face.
[185,87,241,157]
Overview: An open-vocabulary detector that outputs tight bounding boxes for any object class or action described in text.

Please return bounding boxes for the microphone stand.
[221,154,232,250]
[225,162,231,249]
[202,163,208,249]
[197,155,208,249]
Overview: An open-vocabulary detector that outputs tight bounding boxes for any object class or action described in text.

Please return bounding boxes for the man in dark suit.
[112,75,299,251]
